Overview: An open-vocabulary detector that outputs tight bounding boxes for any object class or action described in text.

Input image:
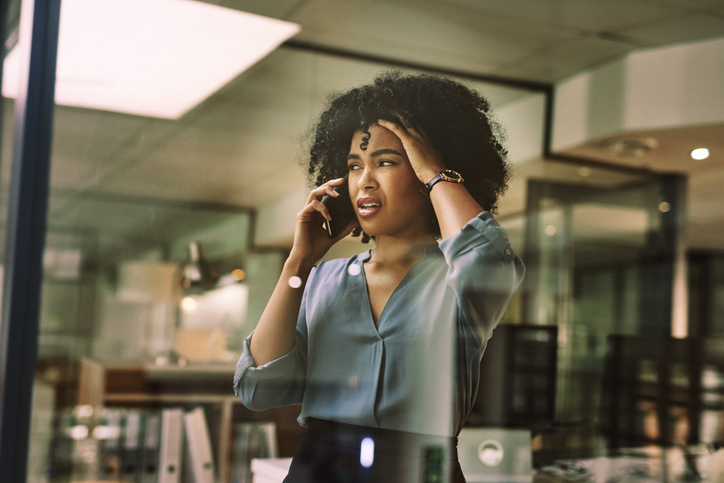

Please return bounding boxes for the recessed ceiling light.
[2,0,300,119]
[691,148,710,160]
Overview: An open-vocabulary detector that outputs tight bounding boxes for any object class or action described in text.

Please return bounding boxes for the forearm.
[248,256,314,366]
[428,180,485,240]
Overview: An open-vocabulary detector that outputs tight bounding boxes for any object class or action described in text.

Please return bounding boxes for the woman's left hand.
[376,118,446,186]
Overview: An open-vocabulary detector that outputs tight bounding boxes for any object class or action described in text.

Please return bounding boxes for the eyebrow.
[347,148,404,160]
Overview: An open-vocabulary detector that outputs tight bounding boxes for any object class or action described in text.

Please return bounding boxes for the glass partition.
[10,2,719,482]
[7,2,542,482]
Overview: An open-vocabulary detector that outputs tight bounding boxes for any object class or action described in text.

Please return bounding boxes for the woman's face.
[347,123,432,239]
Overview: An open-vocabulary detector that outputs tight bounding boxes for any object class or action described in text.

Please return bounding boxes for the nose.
[357,167,378,191]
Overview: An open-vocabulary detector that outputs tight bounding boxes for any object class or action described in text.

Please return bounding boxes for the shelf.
[78,357,306,483]
[104,393,242,404]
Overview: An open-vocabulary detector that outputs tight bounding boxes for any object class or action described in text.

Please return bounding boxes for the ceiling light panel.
[2,0,300,119]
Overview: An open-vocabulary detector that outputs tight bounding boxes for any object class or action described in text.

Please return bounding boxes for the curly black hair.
[305,71,511,241]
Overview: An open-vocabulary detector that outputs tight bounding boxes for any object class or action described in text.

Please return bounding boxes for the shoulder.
[307,251,368,289]
[302,252,367,319]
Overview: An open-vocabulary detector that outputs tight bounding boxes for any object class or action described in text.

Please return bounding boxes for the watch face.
[440,170,463,181]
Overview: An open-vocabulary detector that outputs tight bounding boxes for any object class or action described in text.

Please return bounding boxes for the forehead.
[348,124,404,153]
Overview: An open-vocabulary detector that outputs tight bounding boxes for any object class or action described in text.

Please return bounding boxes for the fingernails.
[324,213,331,221]
[331,190,339,196]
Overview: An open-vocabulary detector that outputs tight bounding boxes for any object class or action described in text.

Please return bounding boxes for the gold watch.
[425,170,464,191]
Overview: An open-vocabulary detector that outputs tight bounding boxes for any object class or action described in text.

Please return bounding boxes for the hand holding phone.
[320,175,357,238]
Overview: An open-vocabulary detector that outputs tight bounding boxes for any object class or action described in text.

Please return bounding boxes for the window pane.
[18,3,537,482]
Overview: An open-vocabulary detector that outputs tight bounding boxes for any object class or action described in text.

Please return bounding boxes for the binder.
[97,408,125,480]
[141,412,161,483]
[183,407,215,483]
[68,406,101,482]
[260,422,278,458]
[50,408,76,479]
[159,409,184,483]
[231,422,278,483]
[122,409,144,483]
[232,424,254,483]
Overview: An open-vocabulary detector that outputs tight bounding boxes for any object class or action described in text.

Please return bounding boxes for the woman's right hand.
[288,178,358,266]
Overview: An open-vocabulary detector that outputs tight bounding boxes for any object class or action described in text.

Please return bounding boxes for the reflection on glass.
[7,2,721,482]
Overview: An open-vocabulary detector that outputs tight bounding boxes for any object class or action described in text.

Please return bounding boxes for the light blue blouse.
[233,211,525,436]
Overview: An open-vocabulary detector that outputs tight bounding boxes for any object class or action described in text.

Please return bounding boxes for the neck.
[368,231,437,266]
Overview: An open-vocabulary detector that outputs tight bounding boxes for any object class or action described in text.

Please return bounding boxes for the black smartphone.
[320,175,357,238]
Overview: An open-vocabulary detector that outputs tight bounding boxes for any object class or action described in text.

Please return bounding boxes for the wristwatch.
[425,170,464,191]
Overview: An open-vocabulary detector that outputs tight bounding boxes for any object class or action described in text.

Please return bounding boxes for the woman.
[233,72,525,482]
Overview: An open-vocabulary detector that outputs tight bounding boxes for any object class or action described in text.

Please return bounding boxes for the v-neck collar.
[356,245,439,332]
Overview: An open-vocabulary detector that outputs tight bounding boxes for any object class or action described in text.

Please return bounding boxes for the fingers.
[377,118,428,147]
[413,124,429,139]
[299,199,331,221]
[307,177,344,204]
[377,118,411,140]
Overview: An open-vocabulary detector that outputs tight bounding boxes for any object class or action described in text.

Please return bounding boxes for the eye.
[348,163,361,171]
[379,160,397,167]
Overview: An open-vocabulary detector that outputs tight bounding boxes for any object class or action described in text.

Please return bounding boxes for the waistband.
[305,417,459,459]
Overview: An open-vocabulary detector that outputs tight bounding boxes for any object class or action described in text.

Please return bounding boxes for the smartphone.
[320,175,357,238]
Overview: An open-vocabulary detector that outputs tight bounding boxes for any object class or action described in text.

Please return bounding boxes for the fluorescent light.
[691,148,710,160]
[2,0,300,119]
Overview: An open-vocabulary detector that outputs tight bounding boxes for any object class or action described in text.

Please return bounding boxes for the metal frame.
[0,0,61,480]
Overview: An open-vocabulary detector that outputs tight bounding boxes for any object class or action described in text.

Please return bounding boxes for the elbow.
[236,375,304,411]
[237,380,273,411]
[241,398,274,412]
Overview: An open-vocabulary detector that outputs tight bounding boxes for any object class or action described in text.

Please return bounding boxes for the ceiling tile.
[650,0,724,14]
[437,0,685,36]
[498,37,634,82]
[94,127,306,207]
[49,107,177,190]
[617,13,724,45]
[288,0,576,74]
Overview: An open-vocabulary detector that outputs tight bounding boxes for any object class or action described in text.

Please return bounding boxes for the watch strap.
[425,173,444,191]
[425,170,464,192]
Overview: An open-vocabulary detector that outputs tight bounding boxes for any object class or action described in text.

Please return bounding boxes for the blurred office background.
[0,0,723,482]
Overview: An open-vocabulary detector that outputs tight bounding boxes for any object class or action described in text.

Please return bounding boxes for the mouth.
[357,198,381,218]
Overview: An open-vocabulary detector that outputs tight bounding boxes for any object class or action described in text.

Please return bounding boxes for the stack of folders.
[231,422,278,483]
[50,405,215,483]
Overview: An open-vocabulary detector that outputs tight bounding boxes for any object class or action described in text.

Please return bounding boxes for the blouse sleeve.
[438,211,525,348]
[232,272,311,411]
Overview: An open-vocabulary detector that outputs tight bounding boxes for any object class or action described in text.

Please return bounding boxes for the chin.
[357,224,379,237]
[357,219,386,237]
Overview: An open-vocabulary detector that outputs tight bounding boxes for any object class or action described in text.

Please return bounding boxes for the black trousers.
[283,418,467,483]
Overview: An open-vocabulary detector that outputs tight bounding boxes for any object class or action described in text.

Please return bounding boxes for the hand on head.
[375,118,447,186]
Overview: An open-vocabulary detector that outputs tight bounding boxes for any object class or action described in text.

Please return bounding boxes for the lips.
[357,197,381,218]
